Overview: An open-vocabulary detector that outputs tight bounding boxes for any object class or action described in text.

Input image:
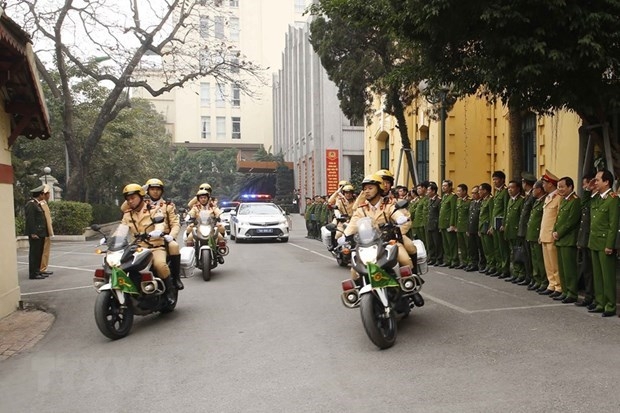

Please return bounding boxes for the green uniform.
[479,195,495,272]
[439,192,458,266]
[492,186,510,275]
[553,192,581,299]
[412,196,429,246]
[588,190,619,314]
[504,195,525,279]
[456,196,471,266]
[407,196,420,239]
[526,196,547,289]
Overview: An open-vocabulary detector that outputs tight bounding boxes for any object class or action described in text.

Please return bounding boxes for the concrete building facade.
[133,0,310,155]
[273,22,364,203]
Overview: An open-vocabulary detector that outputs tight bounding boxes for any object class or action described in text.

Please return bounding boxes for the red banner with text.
[325,149,339,195]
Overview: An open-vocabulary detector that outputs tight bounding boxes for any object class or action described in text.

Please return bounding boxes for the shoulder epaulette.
[610,192,618,198]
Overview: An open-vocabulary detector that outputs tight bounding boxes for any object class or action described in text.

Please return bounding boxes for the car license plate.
[257,228,273,234]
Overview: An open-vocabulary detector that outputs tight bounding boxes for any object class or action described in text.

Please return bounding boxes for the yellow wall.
[365,95,582,189]
[0,104,20,319]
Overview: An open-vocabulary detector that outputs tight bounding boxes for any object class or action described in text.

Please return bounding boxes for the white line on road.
[17,262,100,272]
[288,242,335,261]
[21,285,93,296]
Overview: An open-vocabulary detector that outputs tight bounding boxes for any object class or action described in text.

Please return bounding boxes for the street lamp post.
[43,166,51,185]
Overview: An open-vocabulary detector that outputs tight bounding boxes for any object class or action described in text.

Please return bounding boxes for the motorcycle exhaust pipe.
[141,280,159,294]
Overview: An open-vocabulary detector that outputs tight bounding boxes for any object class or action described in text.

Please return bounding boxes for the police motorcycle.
[339,200,427,349]
[91,216,178,340]
[322,215,355,267]
[187,210,228,282]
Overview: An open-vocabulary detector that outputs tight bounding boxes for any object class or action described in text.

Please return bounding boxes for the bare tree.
[12,0,264,201]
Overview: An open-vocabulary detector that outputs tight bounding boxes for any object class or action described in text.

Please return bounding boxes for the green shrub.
[91,204,122,225]
[49,201,93,235]
[15,216,25,236]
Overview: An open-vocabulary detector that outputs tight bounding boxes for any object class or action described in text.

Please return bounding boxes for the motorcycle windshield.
[356,217,380,246]
[107,224,130,251]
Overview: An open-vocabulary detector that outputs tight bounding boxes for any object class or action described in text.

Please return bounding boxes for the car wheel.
[280,237,289,243]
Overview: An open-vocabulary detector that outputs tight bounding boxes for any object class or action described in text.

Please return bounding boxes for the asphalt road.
[2,215,620,412]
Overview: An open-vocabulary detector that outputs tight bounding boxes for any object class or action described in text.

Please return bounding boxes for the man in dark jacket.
[426,182,442,265]
[575,174,596,307]
[517,172,537,287]
[25,185,50,280]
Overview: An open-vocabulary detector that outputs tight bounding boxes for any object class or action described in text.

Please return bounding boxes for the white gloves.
[163,234,174,243]
[99,237,106,245]
[184,215,191,223]
[337,235,346,245]
[149,230,163,239]
[395,215,408,225]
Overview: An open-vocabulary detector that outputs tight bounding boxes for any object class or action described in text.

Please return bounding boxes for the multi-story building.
[134,0,310,155]
[273,21,364,203]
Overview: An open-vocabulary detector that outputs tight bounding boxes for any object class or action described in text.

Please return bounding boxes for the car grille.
[246,228,284,236]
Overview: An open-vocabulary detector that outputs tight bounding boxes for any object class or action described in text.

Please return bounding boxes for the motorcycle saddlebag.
[320,226,333,248]
[180,246,196,269]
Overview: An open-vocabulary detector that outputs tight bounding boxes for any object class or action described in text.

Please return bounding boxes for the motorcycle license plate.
[257,228,273,234]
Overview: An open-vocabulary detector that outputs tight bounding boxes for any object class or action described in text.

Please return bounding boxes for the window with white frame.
[216,116,226,139]
[232,84,240,107]
[214,16,225,39]
[230,51,240,73]
[200,16,209,38]
[229,0,239,6]
[215,84,226,107]
[294,0,306,13]
[201,116,211,139]
[232,117,241,139]
[200,83,210,107]
[230,17,239,42]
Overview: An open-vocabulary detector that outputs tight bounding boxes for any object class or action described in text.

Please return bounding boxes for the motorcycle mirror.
[178,207,186,213]
[152,216,165,224]
[90,224,101,231]
[325,223,337,232]
[394,199,409,210]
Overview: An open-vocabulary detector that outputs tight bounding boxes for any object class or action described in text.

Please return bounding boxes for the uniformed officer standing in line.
[406,187,419,239]
[455,183,471,269]
[466,185,483,272]
[587,169,619,317]
[412,181,429,246]
[539,170,562,297]
[438,180,458,267]
[25,185,49,280]
[551,177,581,303]
[304,197,314,238]
[489,171,509,277]
[39,184,54,276]
[575,174,596,308]
[527,181,550,293]
[426,182,442,266]
[478,183,495,275]
[517,173,538,288]
[502,180,525,283]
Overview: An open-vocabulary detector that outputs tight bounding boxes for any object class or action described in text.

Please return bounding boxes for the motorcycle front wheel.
[202,252,212,281]
[360,293,397,349]
[94,290,134,340]
[336,254,349,267]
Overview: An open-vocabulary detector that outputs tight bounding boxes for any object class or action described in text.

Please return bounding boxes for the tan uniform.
[121,203,170,278]
[344,198,413,277]
[39,199,54,272]
[148,199,181,255]
[540,190,562,292]
[186,203,224,243]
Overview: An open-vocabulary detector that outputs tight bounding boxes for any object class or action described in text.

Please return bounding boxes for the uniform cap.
[541,169,559,185]
[30,184,45,194]
[520,172,537,184]
[42,184,51,194]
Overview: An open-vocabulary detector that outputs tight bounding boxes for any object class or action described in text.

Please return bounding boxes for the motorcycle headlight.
[200,225,212,237]
[106,250,123,268]
[358,245,378,265]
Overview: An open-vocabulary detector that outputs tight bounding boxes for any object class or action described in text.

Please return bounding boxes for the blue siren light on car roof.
[238,194,273,201]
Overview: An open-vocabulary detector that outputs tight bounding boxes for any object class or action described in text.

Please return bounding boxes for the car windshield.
[238,204,281,215]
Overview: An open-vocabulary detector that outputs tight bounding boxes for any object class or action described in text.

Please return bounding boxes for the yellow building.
[365,95,584,188]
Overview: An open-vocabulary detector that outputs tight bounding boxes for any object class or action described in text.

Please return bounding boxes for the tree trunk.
[389,90,417,186]
[508,107,523,178]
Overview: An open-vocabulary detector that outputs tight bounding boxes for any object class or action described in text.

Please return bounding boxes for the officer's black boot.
[163,276,177,307]
[169,255,184,290]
